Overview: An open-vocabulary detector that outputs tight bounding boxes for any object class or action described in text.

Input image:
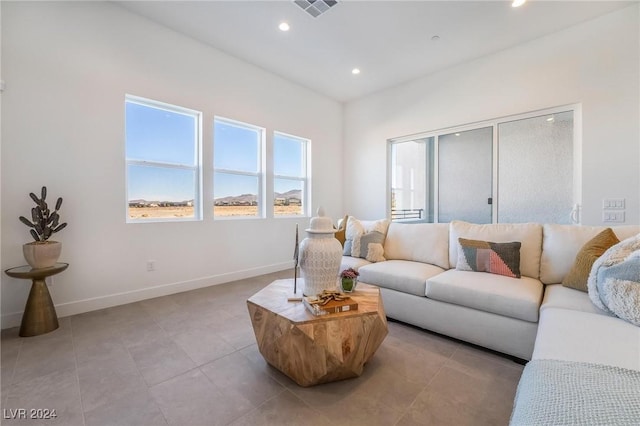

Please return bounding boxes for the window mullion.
[127,159,197,171]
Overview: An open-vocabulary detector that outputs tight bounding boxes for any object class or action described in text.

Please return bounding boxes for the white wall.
[1,2,343,327]
[343,5,640,226]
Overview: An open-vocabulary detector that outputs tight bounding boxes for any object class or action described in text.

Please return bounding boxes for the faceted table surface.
[247,279,388,387]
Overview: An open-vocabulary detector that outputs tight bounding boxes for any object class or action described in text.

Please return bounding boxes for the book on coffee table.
[303,296,358,316]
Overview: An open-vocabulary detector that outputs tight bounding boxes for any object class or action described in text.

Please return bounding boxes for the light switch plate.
[603,199,625,209]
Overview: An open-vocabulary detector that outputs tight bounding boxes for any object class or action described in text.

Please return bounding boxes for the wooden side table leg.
[20,278,59,337]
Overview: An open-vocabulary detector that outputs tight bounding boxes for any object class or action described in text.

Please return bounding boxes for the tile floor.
[1,270,524,425]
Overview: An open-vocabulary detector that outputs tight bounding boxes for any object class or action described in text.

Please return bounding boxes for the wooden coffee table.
[247,279,387,387]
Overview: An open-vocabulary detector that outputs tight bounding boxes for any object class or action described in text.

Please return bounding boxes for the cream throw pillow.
[366,244,386,262]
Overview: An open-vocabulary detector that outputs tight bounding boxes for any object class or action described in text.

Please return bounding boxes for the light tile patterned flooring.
[1,270,524,425]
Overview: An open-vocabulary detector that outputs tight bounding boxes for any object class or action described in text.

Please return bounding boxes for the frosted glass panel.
[438,127,492,223]
[498,111,573,224]
[391,138,433,221]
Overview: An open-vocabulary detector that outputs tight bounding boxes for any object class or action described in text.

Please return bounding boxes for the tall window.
[273,132,310,217]
[125,95,202,222]
[390,138,433,222]
[389,106,579,224]
[213,117,265,218]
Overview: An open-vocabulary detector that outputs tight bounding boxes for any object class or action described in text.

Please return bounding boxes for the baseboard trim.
[1,262,291,329]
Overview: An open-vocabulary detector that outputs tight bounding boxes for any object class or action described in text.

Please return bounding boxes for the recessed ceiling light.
[546,116,555,122]
[279,22,290,32]
[512,0,526,7]
[455,133,461,136]
[431,35,440,42]
[352,68,361,75]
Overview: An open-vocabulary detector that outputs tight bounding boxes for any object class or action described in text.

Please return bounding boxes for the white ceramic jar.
[299,207,342,296]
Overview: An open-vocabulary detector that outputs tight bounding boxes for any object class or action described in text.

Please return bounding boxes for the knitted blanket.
[510,359,640,425]
[587,233,640,326]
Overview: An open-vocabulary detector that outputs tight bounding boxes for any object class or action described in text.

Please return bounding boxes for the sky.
[126,100,306,202]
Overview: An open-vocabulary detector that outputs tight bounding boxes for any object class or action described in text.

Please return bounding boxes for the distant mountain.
[129,190,302,207]
[129,199,194,206]
[214,190,301,206]
[213,193,257,205]
[275,189,302,199]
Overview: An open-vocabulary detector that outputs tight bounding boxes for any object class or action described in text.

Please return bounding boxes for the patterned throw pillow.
[359,231,386,258]
[563,228,620,292]
[343,217,390,261]
[366,243,386,262]
[457,238,522,278]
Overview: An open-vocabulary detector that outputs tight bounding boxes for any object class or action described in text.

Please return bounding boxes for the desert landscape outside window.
[125,95,202,222]
[273,132,309,217]
[213,117,265,218]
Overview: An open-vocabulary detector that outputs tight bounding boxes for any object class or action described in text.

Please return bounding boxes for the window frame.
[388,104,582,224]
[272,131,311,218]
[213,116,266,220]
[125,94,203,223]
[388,137,433,223]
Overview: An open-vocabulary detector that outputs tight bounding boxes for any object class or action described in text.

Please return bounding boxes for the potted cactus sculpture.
[19,186,67,268]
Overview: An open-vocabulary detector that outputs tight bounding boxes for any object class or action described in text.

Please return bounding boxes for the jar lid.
[305,207,335,234]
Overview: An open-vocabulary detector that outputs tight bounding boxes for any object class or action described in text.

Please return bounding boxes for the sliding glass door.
[497,111,574,224]
[388,105,578,224]
[438,127,493,224]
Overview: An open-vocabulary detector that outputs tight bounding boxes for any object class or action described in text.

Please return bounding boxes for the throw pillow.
[359,231,386,258]
[343,216,390,259]
[366,243,386,262]
[588,234,640,326]
[457,238,522,278]
[343,240,353,256]
[334,215,349,247]
[562,228,620,292]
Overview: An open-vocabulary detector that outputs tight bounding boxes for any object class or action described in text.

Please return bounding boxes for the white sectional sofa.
[341,219,640,423]
[341,219,639,360]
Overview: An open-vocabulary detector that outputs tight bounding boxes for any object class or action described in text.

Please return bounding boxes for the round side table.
[4,263,68,337]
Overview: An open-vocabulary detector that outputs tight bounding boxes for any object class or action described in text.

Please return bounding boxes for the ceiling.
[117,1,634,103]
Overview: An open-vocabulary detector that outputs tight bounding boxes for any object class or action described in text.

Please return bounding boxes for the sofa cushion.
[340,255,371,272]
[358,260,445,297]
[562,228,619,292]
[457,238,521,278]
[540,224,640,284]
[613,226,640,241]
[425,269,543,322]
[540,284,609,316]
[383,222,450,269]
[449,221,542,279]
[533,308,640,371]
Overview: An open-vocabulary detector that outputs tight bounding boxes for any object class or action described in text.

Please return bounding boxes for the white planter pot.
[23,241,61,269]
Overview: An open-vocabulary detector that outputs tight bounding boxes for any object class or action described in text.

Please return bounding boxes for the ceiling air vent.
[294,0,338,18]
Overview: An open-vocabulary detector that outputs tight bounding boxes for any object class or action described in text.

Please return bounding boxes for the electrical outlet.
[146,260,156,272]
[603,211,625,223]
